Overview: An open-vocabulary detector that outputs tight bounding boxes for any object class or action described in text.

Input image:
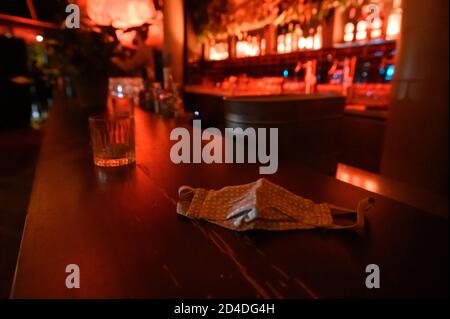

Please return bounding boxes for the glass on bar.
[88,115,135,167]
[108,77,144,116]
[109,94,135,116]
[150,82,163,113]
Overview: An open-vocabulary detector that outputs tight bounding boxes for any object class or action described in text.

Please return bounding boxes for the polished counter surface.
[185,85,388,120]
[11,102,448,298]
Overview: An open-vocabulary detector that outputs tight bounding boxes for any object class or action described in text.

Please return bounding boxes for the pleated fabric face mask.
[177,178,374,232]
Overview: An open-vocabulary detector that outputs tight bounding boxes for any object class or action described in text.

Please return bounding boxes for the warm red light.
[336,164,379,193]
[86,0,156,29]
[209,41,229,61]
[115,29,136,47]
[344,22,354,42]
[355,20,368,41]
[386,0,402,40]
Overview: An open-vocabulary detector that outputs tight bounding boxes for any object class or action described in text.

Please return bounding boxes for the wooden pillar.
[381,0,449,194]
[163,0,185,83]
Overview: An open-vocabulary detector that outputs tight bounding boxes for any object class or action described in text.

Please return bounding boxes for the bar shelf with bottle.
[186,0,402,112]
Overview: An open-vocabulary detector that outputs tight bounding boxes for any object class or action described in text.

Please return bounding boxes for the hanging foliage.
[187,0,350,39]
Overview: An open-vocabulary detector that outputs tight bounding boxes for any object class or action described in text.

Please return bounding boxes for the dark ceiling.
[0,0,68,22]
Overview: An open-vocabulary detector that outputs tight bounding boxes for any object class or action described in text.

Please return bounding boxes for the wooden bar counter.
[10,101,448,298]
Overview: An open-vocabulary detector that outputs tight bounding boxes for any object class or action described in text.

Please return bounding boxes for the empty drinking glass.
[108,77,144,116]
[89,115,135,167]
[109,94,135,116]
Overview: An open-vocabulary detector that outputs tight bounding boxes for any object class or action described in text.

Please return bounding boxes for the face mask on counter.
[177,178,374,232]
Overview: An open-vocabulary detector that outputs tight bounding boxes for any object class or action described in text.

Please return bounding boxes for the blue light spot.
[283,69,289,78]
[385,65,395,80]
[386,65,395,76]
[194,111,200,116]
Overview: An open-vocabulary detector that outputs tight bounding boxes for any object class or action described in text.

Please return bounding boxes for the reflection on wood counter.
[11,103,448,298]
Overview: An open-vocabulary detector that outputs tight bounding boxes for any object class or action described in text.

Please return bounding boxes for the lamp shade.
[86,0,156,29]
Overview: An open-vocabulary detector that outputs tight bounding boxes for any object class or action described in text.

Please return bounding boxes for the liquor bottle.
[386,0,402,40]
[252,36,260,56]
[243,32,249,57]
[285,23,293,53]
[367,2,384,39]
[344,5,357,43]
[260,37,266,55]
[370,16,383,40]
[305,14,314,49]
[293,23,302,51]
[163,67,173,91]
[236,32,243,58]
[305,32,314,49]
[311,7,322,50]
[355,5,368,41]
[277,24,286,53]
[344,22,355,42]
[355,19,368,41]
[313,25,322,50]
[298,14,307,50]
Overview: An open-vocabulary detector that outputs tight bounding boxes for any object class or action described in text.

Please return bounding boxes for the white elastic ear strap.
[178,185,195,201]
[329,197,375,230]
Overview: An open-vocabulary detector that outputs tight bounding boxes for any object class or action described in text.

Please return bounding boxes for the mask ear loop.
[178,185,195,201]
[177,186,196,216]
[327,197,375,231]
